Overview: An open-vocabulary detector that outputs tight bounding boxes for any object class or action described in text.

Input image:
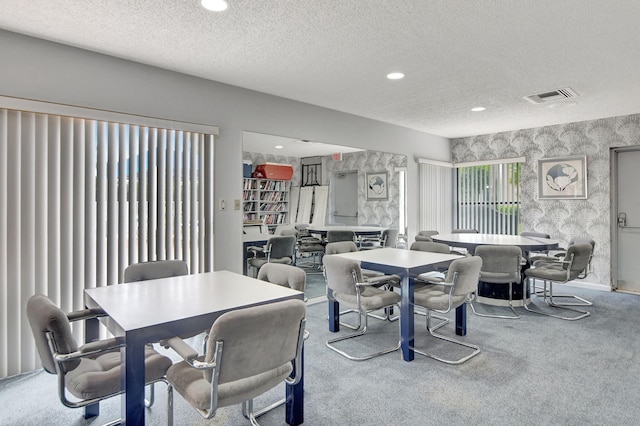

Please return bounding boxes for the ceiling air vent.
[524,87,578,104]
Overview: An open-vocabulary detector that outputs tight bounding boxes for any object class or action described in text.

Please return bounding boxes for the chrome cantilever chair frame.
[523,243,593,320]
[411,256,483,365]
[470,245,523,320]
[324,256,401,361]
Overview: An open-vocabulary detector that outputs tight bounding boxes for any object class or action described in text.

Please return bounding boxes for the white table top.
[307,225,384,235]
[332,247,462,269]
[432,233,560,251]
[84,270,303,333]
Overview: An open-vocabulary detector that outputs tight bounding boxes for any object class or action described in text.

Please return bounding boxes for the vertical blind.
[456,161,521,234]
[418,162,453,234]
[0,107,215,378]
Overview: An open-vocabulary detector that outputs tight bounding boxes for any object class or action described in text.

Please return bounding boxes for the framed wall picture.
[538,155,587,199]
[366,171,388,200]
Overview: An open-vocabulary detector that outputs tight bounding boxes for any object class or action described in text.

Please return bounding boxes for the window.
[456,160,521,234]
[0,100,216,378]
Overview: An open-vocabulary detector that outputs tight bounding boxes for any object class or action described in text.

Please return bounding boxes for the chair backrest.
[124,260,188,282]
[267,235,297,259]
[452,228,478,234]
[204,299,306,384]
[327,230,356,243]
[280,228,298,237]
[257,263,306,293]
[26,295,79,374]
[564,242,593,279]
[521,231,551,239]
[323,255,362,296]
[474,245,522,283]
[410,241,451,254]
[325,241,359,255]
[445,256,483,296]
[381,228,399,247]
[417,230,439,238]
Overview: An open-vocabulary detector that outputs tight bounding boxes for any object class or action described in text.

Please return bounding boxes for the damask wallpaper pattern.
[451,113,640,287]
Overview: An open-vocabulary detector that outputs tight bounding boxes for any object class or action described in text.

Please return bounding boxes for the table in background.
[331,248,463,362]
[84,270,305,425]
[243,232,272,275]
[306,225,384,238]
[431,233,560,306]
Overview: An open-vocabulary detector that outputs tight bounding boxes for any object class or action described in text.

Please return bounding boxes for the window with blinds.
[456,161,521,234]
[0,106,215,378]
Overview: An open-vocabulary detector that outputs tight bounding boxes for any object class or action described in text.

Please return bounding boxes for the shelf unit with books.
[243,178,291,232]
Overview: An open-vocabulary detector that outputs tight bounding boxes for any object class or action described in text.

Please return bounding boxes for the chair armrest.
[56,337,125,361]
[163,336,200,362]
[67,308,107,322]
[415,271,446,284]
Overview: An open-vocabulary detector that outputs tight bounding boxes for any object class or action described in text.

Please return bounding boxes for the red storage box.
[253,163,293,180]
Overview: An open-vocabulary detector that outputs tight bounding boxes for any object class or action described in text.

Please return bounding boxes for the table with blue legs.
[85,270,305,425]
[330,248,463,361]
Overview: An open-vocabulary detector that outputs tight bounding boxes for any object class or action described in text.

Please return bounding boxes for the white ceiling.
[1,0,639,140]
[243,131,364,157]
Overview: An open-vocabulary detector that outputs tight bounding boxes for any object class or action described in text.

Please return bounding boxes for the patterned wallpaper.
[243,150,407,228]
[451,113,640,287]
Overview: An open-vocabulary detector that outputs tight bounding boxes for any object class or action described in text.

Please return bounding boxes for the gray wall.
[0,29,450,273]
[452,114,640,287]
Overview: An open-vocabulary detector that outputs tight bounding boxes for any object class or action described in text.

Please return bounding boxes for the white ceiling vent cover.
[524,87,578,104]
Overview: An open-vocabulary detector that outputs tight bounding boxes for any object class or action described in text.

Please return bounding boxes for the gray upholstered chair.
[323,255,401,361]
[529,237,595,279]
[412,256,483,364]
[415,230,439,242]
[164,299,306,425]
[257,262,306,293]
[26,295,172,423]
[452,228,479,233]
[124,259,188,282]
[520,231,552,259]
[247,235,296,277]
[326,230,356,244]
[324,241,400,326]
[523,242,594,320]
[410,241,451,254]
[360,228,399,249]
[470,245,523,319]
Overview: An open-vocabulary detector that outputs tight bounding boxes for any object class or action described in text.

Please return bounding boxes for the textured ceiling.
[1,0,639,139]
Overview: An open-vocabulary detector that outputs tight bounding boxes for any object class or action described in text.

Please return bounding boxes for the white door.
[613,147,640,293]
[332,171,358,225]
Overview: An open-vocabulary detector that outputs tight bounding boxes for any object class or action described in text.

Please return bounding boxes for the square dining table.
[330,248,463,361]
[84,270,305,425]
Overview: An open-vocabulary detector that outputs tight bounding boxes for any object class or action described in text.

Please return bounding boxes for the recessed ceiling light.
[201,0,229,12]
[471,107,486,112]
[386,72,405,80]
[275,145,284,149]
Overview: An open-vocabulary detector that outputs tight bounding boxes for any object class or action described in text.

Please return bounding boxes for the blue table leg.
[84,316,100,418]
[400,275,414,361]
[455,304,467,336]
[328,299,339,332]
[122,334,146,425]
[285,345,304,425]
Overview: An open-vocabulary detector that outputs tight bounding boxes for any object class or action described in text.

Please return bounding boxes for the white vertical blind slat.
[0,109,7,377]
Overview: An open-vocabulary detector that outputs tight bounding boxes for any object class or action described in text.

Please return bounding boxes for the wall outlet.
[219,199,226,210]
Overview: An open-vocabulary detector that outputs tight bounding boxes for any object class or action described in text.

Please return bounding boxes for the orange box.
[253,163,294,180]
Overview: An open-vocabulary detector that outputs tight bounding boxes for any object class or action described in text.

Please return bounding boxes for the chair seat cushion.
[333,286,401,311]
[167,359,292,410]
[480,271,520,284]
[414,285,467,311]
[525,265,569,282]
[65,346,172,400]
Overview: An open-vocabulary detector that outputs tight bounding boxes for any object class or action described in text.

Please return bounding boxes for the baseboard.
[563,280,611,292]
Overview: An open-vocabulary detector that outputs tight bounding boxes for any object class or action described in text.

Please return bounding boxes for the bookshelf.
[243,178,291,232]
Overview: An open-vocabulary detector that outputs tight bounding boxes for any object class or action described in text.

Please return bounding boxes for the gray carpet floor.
[2,285,640,425]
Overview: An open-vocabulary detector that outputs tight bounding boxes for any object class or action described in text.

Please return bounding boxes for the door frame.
[610,145,640,291]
